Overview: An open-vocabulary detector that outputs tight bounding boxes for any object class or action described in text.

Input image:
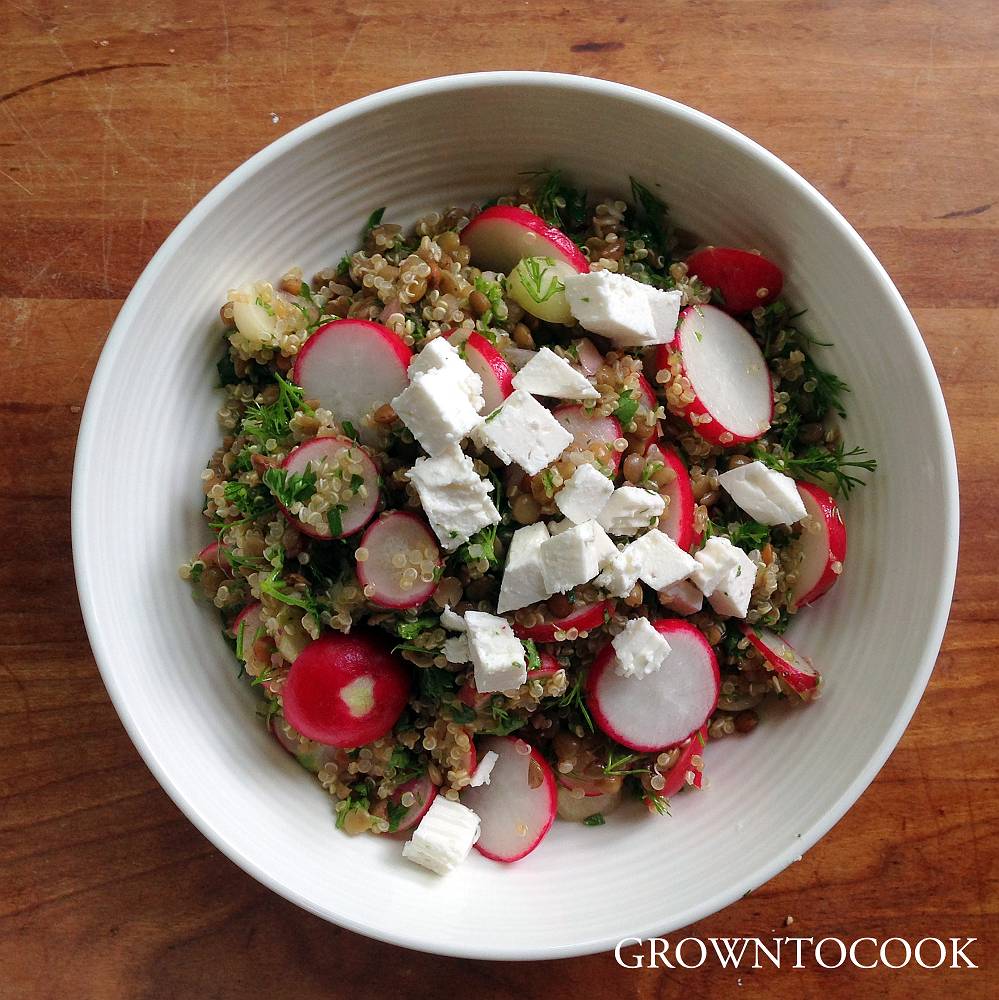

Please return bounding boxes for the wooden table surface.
[2,1,997,996]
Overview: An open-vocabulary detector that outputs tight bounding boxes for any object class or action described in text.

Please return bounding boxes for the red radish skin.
[685,247,784,315]
[355,511,441,610]
[585,619,720,752]
[282,630,411,747]
[791,481,847,607]
[669,305,773,446]
[644,727,708,810]
[553,405,625,474]
[647,443,700,551]
[461,206,590,274]
[741,626,821,695]
[461,736,557,863]
[292,320,411,442]
[460,332,514,412]
[530,652,561,679]
[279,436,379,540]
[514,600,613,643]
[386,774,438,834]
[197,541,230,575]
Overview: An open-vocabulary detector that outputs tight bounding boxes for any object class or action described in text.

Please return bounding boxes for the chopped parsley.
[363,206,386,235]
[523,639,542,672]
[395,616,440,641]
[583,813,606,827]
[222,481,275,519]
[241,374,312,447]
[613,388,640,426]
[628,176,676,256]
[262,466,316,508]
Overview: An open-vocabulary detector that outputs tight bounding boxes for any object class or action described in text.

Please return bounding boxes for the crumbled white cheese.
[465,610,527,693]
[717,461,807,526]
[555,462,615,524]
[539,520,605,594]
[443,634,471,663]
[597,485,666,536]
[475,389,573,476]
[624,528,699,591]
[408,336,485,412]
[402,797,480,875]
[497,521,552,613]
[690,536,744,595]
[595,547,642,598]
[468,750,499,787]
[406,446,500,550]
[439,605,466,632]
[391,365,483,457]
[707,545,759,619]
[512,346,600,400]
[612,617,672,678]
[564,271,682,347]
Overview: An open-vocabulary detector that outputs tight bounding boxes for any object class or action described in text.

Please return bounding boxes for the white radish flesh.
[673,305,773,445]
[460,332,514,412]
[280,436,380,540]
[292,320,411,443]
[648,443,699,551]
[790,481,847,607]
[355,511,441,610]
[461,206,589,274]
[741,626,822,695]
[585,619,720,752]
[554,405,625,474]
[461,736,557,863]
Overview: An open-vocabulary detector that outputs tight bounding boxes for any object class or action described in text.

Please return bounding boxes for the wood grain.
[2,1,997,997]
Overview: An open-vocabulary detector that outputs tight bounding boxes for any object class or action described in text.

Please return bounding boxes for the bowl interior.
[73,74,957,959]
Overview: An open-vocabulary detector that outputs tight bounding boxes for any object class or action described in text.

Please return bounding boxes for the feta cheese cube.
[443,634,471,663]
[658,579,704,615]
[408,336,484,412]
[402,797,481,875]
[717,461,807,526]
[475,389,573,476]
[597,485,666,536]
[439,605,466,632]
[497,521,552,613]
[464,610,527,693]
[406,446,500,550]
[624,528,699,591]
[540,520,605,594]
[564,271,683,347]
[391,365,484,456]
[555,462,614,524]
[468,750,499,787]
[588,519,620,566]
[595,547,642,598]
[707,546,758,619]
[612,617,672,678]
[690,536,743,595]
[512,346,600,401]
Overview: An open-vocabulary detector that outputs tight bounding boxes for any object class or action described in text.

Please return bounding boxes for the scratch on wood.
[570,41,624,53]
[0,63,168,104]
[935,203,992,220]
[0,167,32,195]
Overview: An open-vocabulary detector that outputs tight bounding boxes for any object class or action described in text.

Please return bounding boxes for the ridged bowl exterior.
[72,73,959,960]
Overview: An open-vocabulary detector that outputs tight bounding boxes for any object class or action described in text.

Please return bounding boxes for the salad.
[182,171,875,874]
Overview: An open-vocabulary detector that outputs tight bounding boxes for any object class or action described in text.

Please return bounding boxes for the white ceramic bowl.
[73,73,958,959]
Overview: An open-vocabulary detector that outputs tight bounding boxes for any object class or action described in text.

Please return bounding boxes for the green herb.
[487,698,525,736]
[641,460,664,484]
[523,169,588,231]
[395,616,440,641]
[334,785,372,830]
[363,206,386,235]
[484,405,503,423]
[524,639,542,672]
[235,618,247,660]
[753,441,877,497]
[341,419,359,441]
[628,176,675,255]
[804,359,851,420]
[230,449,254,475]
[262,466,317,508]
[222,481,275,519]
[259,559,319,618]
[189,560,205,584]
[388,746,424,785]
[603,746,650,777]
[386,799,409,832]
[418,667,457,704]
[254,295,275,317]
[241,374,312,447]
[540,468,556,498]
[326,505,345,538]
[336,254,352,276]
[646,791,671,816]
[613,388,640,426]
[515,257,565,304]
[460,522,499,566]
[558,673,594,733]
[448,702,477,724]
[583,813,606,827]
[709,518,771,552]
[216,344,238,386]
[474,275,505,327]
[349,473,365,492]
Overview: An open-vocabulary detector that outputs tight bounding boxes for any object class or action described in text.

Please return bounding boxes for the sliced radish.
[574,338,605,377]
[457,680,492,711]
[626,374,661,453]
[386,774,438,834]
[557,786,621,822]
[658,726,707,798]
[741,626,821,695]
[355,511,441,610]
[292,319,411,442]
[585,619,720,752]
[553,405,624,474]
[647,444,699,551]
[461,206,589,274]
[791,481,847,608]
[232,602,271,678]
[529,652,561,679]
[514,599,612,642]
[669,305,773,445]
[461,735,557,863]
[279,436,379,540]
[197,541,230,575]
[685,247,784,315]
[458,332,514,412]
[282,630,411,747]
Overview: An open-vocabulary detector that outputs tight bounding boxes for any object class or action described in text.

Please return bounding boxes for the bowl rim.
[72,70,960,960]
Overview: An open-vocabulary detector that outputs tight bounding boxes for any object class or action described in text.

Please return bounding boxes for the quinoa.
[183,169,875,837]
